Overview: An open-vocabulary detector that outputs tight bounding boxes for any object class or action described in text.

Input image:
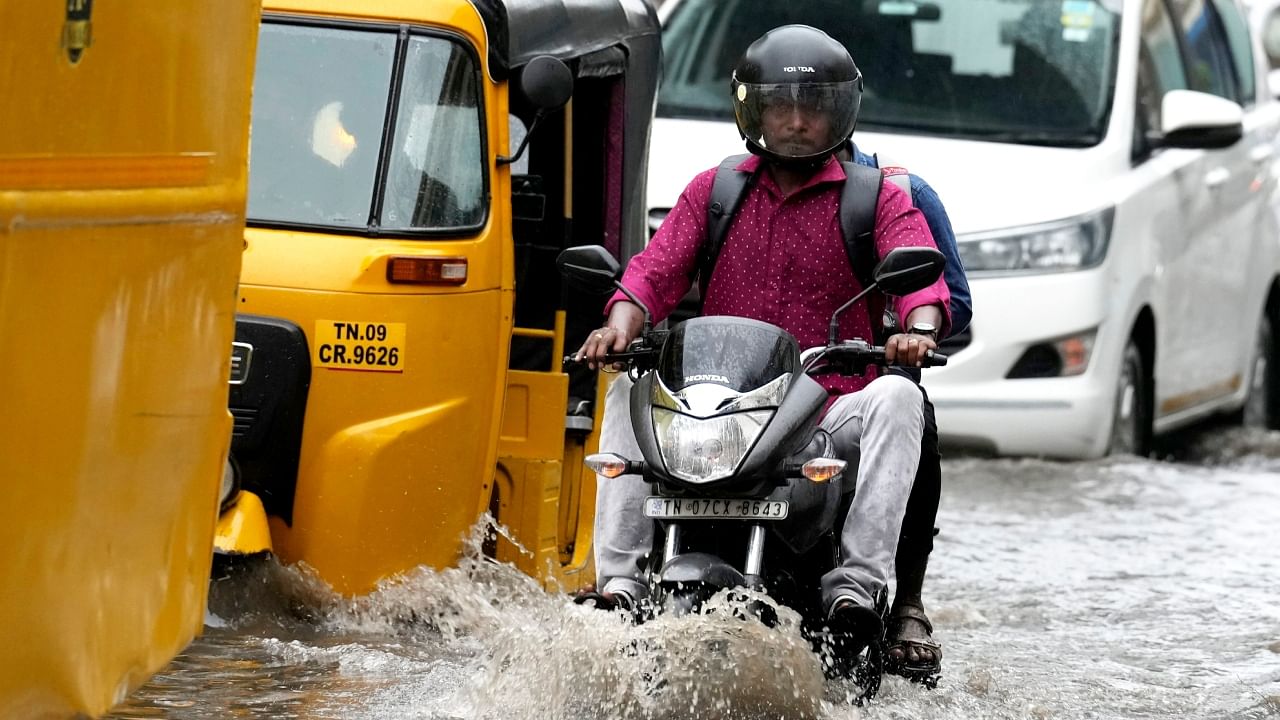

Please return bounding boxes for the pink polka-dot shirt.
[609,154,951,397]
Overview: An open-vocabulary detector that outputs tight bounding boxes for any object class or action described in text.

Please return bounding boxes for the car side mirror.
[556,245,621,294]
[1155,89,1243,150]
[872,247,946,297]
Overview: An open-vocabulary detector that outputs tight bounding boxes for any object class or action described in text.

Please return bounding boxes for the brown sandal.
[884,604,942,686]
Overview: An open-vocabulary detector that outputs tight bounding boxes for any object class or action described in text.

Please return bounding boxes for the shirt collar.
[733,154,847,197]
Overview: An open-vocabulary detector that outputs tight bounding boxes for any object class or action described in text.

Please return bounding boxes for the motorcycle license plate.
[643,497,789,520]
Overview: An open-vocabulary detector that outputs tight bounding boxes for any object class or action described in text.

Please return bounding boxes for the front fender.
[214,490,272,555]
[658,551,746,590]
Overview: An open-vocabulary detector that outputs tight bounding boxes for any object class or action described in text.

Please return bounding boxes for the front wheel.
[1109,340,1152,457]
[1242,311,1280,429]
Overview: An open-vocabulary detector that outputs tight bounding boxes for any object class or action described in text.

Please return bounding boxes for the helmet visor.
[733,80,861,160]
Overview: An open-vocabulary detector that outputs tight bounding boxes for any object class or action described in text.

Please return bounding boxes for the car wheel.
[1242,311,1279,429]
[1109,340,1152,457]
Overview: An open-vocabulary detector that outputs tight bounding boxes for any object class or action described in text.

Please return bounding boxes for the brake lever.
[561,348,654,368]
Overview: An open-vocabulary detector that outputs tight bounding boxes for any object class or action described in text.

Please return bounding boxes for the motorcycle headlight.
[652,408,772,484]
[957,208,1113,275]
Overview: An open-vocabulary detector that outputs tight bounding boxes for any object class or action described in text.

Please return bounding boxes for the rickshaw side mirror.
[556,245,621,294]
[521,56,573,111]
[499,56,574,166]
[872,247,946,297]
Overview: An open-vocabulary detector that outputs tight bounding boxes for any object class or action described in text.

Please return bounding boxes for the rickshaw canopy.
[470,0,661,261]
[470,0,659,78]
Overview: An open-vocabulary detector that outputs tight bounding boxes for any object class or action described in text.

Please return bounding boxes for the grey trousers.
[593,372,924,613]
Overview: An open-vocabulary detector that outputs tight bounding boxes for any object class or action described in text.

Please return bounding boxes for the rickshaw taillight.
[386,257,468,285]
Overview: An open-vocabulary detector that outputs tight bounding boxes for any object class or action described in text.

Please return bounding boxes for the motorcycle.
[557,244,948,701]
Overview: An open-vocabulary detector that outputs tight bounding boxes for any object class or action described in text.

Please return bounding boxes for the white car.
[647,0,1280,458]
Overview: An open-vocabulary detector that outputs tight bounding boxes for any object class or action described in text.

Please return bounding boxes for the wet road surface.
[108,425,1280,719]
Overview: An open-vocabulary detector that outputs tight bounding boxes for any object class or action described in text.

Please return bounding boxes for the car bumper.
[930,378,1114,458]
[924,268,1121,459]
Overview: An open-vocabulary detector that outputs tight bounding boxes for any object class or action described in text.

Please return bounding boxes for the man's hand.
[575,301,644,370]
[886,303,944,367]
[883,332,938,368]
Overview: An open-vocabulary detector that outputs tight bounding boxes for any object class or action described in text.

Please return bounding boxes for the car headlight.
[652,407,771,484]
[957,208,1113,275]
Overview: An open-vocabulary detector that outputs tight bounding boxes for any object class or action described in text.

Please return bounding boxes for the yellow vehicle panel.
[239,277,511,595]
[239,227,506,293]
[0,1,260,718]
[226,1,524,596]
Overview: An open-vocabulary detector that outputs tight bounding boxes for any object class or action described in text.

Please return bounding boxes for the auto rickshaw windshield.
[247,21,487,233]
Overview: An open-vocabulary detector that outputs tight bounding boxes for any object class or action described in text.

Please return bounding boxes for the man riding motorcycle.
[576,25,951,661]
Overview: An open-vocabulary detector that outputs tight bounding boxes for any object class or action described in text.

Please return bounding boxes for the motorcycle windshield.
[657,317,800,394]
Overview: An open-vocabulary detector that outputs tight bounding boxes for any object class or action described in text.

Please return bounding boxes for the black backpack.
[696,153,911,336]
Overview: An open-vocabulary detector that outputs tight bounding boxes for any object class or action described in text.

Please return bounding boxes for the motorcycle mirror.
[556,245,656,336]
[556,245,621,294]
[872,247,946,297]
[826,246,947,346]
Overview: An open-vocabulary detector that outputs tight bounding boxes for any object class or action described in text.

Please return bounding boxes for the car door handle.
[1204,167,1231,189]
[1250,145,1275,164]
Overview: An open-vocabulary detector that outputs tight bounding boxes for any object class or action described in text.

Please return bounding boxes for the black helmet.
[731,25,863,165]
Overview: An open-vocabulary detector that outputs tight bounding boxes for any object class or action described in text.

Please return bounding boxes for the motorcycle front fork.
[661,522,769,589]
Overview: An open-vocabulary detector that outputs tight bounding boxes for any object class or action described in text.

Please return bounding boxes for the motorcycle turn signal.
[800,458,846,483]
[585,453,644,478]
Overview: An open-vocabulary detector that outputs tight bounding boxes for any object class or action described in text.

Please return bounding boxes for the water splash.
[205,518,833,720]
[120,442,1280,719]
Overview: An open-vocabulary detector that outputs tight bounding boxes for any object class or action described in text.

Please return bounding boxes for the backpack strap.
[838,160,884,291]
[699,153,758,295]
[880,165,912,194]
[841,161,919,345]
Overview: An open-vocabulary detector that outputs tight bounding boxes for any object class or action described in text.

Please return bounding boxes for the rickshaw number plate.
[313,320,406,373]
[643,497,788,520]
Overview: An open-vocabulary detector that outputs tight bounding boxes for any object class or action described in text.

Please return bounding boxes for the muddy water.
[108,426,1280,720]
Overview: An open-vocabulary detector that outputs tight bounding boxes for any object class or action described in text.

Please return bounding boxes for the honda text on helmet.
[731,24,863,165]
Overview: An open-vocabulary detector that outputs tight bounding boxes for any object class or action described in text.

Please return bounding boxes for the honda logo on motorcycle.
[229,342,253,385]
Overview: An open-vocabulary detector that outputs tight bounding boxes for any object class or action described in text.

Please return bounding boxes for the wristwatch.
[908,321,938,340]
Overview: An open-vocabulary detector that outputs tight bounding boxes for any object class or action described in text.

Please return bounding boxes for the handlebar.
[563,333,665,372]
[562,347,659,368]
[563,335,946,376]
[803,340,948,375]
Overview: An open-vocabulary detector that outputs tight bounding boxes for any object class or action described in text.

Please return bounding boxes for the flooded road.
[108,425,1280,720]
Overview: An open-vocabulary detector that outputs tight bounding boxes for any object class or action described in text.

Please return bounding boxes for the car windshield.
[247,23,486,232]
[659,0,1120,146]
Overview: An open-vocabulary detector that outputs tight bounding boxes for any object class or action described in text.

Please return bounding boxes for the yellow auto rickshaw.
[216,0,660,595]
[0,2,261,716]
